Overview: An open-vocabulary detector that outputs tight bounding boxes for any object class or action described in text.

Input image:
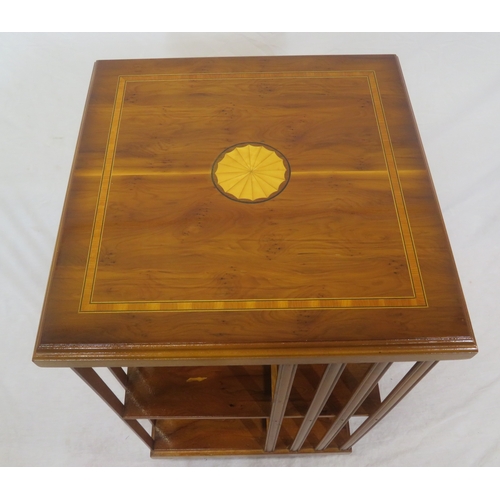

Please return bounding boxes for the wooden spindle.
[316,362,391,451]
[290,363,345,452]
[73,367,153,449]
[108,367,129,390]
[265,364,297,452]
[340,361,437,450]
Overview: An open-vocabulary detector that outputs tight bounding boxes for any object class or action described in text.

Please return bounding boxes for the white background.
[1,32,499,467]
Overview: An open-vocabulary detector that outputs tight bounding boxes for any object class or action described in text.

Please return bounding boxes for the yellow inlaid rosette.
[213,143,290,203]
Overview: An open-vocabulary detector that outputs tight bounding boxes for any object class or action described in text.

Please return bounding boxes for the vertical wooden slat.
[108,367,129,390]
[73,367,153,449]
[265,364,297,452]
[340,361,437,450]
[107,367,154,425]
[290,363,345,452]
[316,362,391,451]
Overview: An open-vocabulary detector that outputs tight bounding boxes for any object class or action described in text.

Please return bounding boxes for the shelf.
[128,363,376,456]
[152,418,266,456]
[124,365,272,419]
[151,418,351,457]
[124,364,381,420]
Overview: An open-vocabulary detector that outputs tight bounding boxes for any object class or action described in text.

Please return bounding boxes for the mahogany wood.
[32,55,477,457]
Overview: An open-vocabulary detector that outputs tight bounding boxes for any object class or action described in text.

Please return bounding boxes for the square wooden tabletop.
[33,55,477,367]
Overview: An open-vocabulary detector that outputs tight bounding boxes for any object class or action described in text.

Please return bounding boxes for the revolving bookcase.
[33,55,477,457]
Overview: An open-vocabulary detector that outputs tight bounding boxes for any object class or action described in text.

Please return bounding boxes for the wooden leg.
[316,362,391,451]
[265,364,297,452]
[73,367,153,449]
[340,361,437,450]
[290,363,345,452]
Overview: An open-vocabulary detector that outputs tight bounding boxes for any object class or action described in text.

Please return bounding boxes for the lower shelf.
[151,418,352,457]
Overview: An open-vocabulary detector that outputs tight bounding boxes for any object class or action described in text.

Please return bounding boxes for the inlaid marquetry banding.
[80,70,427,313]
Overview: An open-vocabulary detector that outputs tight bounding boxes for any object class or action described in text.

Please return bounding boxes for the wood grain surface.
[33,55,477,366]
[151,417,351,456]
